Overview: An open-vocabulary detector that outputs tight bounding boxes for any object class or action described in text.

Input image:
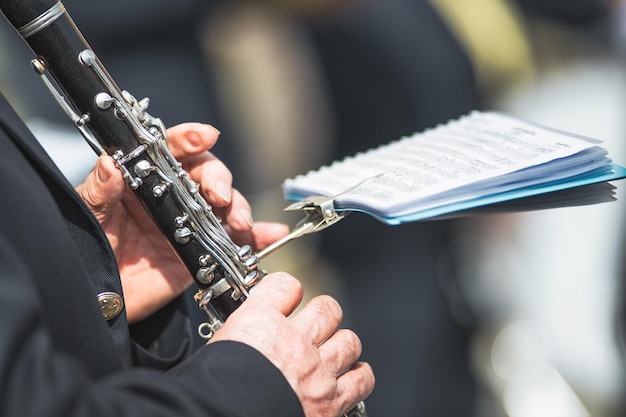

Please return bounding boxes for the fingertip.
[184,123,218,150]
[310,294,343,320]
[78,155,125,213]
[261,272,303,295]
[167,122,221,156]
[337,362,375,413]
[221,209,252,233]
[357,362,376,396]
[206,123,221,136]
[219,189,253,232]
[239,209,254,229]
[264,222,290,241]
[215,181,232,204]
[95,155,112,183]
[99,155,124,188]
[90,155,117,187]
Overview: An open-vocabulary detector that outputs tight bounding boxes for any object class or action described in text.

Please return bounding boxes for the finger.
[291,295,343,346]
[213,188,254,232]
[76,155,125,222]
[166,123,236,209]
[246,272,303,316]
[166,123,221,159]
[183,151,234,208]
[318,329,362,376]
[336,361,375,415]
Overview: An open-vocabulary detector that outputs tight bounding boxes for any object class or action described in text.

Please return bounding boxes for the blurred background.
[1,0,625,416]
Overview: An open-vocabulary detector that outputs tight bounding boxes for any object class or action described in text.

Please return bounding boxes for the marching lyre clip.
[256,173,382,259]
[255,195,350,260]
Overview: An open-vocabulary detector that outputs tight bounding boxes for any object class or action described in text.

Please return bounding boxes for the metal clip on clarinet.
[0,1,366,415]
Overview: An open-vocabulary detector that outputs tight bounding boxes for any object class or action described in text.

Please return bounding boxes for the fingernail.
[239,209,254,228]
[216,181,231,203]
[96,157,111,183]
[208,125,221,136]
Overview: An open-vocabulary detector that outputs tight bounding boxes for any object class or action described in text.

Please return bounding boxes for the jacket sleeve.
[0,234,304,417]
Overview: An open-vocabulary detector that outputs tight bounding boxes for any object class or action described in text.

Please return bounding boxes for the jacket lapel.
[0,97,80,196]
[0,93,134,369]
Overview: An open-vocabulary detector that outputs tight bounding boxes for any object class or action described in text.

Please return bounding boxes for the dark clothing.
[0,93,303,417]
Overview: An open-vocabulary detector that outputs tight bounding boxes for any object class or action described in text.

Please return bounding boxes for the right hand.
[210,272,374,416]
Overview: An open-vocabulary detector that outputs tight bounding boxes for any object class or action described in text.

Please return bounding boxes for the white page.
[283,112,603,217]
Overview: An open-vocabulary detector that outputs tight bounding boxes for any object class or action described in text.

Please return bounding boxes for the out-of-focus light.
[491,320,549,382]
[502,368,590,417]
[491,320,590,417]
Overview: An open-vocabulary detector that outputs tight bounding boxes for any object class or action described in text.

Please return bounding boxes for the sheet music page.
[283,112,605,217]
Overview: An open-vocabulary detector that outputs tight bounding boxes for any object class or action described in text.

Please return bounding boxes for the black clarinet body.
[0,0,260,336]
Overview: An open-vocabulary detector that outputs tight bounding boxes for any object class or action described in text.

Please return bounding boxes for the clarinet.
[0,1,366,416]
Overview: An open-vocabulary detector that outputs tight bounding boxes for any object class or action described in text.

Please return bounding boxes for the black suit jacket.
[0,93,304,417]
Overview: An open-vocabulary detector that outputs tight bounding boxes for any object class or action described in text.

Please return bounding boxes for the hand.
[210,272,375,416]
[76,123,289,323]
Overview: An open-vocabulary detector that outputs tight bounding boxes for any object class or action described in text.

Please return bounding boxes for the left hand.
[76,123,288,323]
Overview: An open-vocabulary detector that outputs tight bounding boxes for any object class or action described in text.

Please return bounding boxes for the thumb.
[77,155,126,221]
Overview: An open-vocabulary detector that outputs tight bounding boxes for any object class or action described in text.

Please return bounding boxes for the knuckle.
[345,330,362,356]
[333,329,360,353]
[314,295,343,320]
[355,362,375,395]
[268,272,303,296]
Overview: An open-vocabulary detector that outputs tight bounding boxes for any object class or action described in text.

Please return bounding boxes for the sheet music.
[284,112,610,219]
